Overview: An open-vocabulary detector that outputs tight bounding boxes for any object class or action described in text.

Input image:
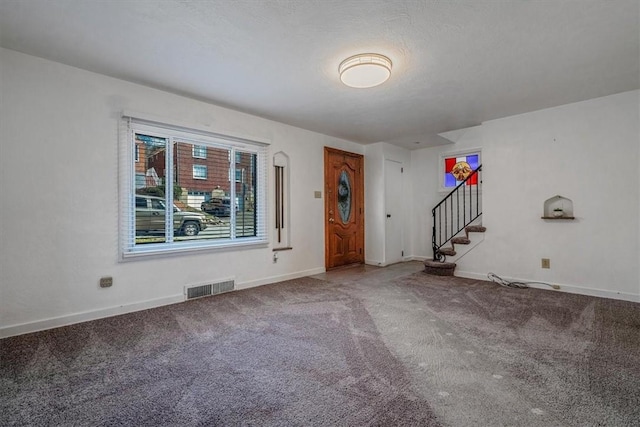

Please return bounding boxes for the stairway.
[426,163,484,277]
[424,225,486,276]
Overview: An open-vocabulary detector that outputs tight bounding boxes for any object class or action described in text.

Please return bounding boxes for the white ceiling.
[1,0,638,149]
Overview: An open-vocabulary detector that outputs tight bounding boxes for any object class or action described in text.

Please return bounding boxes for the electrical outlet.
[99,276,113,288]
[541,258,550,269]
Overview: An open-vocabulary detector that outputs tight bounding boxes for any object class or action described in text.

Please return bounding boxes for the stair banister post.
[432,206,437,260]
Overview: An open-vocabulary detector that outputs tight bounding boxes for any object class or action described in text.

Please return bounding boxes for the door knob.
[386,214,391,218]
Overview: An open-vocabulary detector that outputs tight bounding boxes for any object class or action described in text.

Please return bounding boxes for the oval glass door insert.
[338,170,352,223]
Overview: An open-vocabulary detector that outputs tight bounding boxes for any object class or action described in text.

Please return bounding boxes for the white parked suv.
[135,195,208,236]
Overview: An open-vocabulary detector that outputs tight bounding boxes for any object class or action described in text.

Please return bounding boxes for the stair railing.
[432,165,482,261]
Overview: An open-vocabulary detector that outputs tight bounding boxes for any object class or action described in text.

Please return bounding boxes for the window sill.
[121,239,268,261]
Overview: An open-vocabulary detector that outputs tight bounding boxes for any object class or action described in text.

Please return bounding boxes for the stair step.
[465,225,487,235]
[424,260,456,276]
[451,237,471,245]
[439,248,456,256]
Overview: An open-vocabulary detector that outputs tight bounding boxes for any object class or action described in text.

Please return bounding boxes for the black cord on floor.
[487,272,560,290]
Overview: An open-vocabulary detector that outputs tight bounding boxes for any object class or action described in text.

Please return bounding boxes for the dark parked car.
[201,197,233,217]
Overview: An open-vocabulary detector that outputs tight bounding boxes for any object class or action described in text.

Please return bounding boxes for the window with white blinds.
[120,116,268,258]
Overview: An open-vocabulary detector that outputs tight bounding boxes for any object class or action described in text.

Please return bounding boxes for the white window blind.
[120,115,268,258]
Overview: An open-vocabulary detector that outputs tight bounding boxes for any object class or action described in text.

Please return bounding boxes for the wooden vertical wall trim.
[324,148,330,269]
[280,166,284,230]
[275,165,282,243]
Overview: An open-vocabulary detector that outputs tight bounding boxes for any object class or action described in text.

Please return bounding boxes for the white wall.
[364,143,385,264]
[364,142,412,266]
[0,48,364,337]
[411,90,640,301]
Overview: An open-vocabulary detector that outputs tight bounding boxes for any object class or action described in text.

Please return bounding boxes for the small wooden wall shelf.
[541,216,575,220]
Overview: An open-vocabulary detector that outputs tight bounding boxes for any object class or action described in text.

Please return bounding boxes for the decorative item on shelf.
[553,208,564,218]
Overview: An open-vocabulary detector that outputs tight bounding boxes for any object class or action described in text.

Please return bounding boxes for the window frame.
[439,148,482,194]
[120,115,269,260]
[192,164,208,180]
[192,144,207,159]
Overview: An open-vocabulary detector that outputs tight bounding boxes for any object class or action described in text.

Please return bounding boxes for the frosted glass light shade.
[339,53,392,88]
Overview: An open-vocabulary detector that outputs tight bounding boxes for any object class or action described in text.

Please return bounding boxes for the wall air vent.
[185,280,235,300]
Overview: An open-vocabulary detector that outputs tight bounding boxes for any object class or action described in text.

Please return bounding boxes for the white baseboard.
[365,257,416,267]
[365,259,398,267]
[0,267,328,339]
[0,294,184,339]
[235,267,326,290]
[7,265,633,339]
[455,270,640,303]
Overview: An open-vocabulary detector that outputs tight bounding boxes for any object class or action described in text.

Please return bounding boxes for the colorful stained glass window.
[444,154,479,187]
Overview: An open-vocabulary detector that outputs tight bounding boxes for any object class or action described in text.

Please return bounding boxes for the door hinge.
[401,250,404,257]
[401,167,404,173]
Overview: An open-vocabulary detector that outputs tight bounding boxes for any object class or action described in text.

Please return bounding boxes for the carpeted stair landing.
[423,260,457,276]
[424,225,486,276]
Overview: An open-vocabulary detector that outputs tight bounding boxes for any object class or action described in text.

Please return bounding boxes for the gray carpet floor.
[1,261,639,426]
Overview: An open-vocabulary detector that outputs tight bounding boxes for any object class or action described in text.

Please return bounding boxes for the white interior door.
[385,159,404,264]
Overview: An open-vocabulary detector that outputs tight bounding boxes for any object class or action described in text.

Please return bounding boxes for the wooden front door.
[324,147,364,269]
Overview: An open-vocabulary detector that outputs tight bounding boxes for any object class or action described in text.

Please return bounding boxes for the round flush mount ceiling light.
[339,53,392,88]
